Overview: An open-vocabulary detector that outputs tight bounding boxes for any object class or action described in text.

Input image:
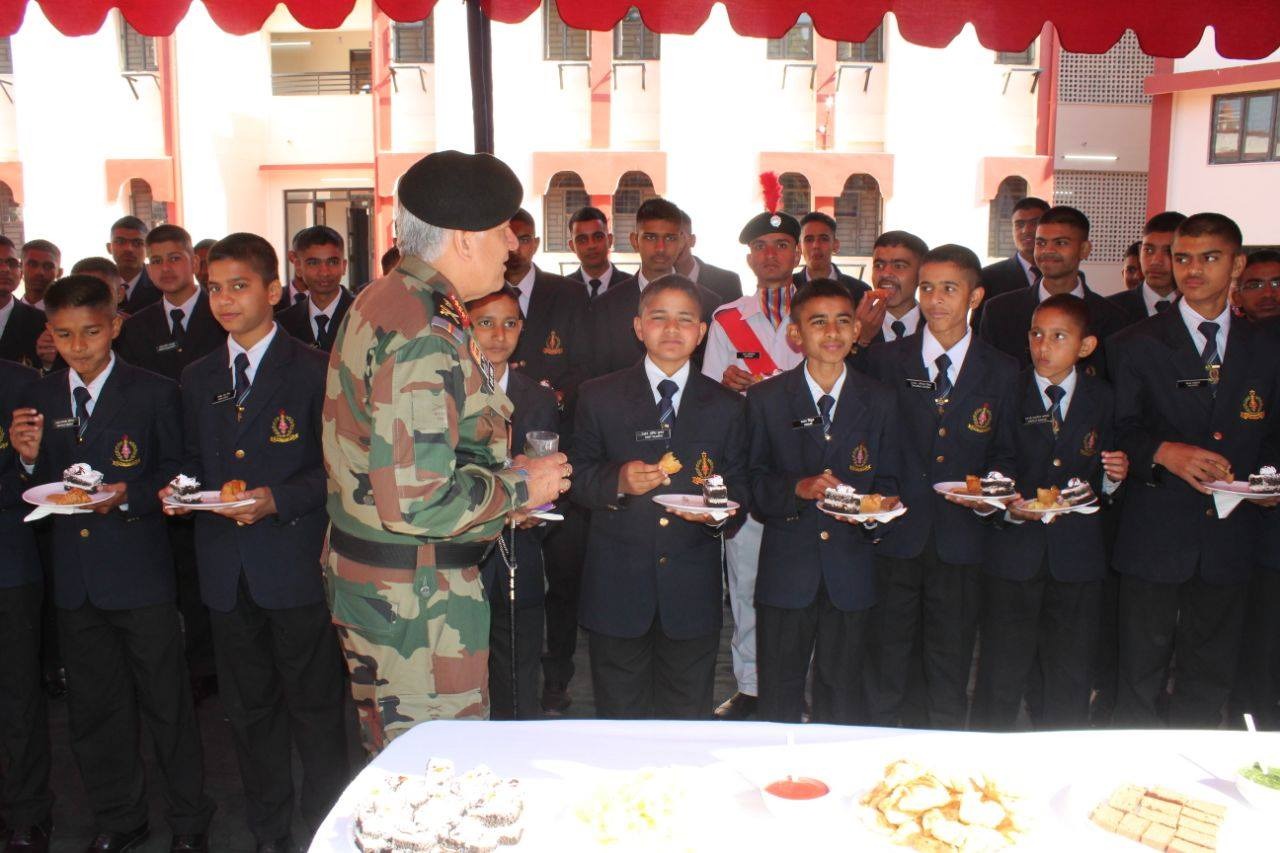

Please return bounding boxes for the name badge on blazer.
[155,341,179,354]
[51,416,80,431]
[635,428,669,442]
[1177,378,1211,389]
[906,378,937,391]
[1023,413,1053,426]
[792,417,821,429]
[211,390,235,405]
[736,351,760,360]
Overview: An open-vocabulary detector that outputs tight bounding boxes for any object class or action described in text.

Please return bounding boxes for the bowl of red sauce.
[760,775,834,819]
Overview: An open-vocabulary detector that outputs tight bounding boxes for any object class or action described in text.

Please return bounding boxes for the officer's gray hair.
[394,204,449,264]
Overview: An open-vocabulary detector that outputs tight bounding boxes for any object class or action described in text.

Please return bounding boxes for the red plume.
[760,171,782,214]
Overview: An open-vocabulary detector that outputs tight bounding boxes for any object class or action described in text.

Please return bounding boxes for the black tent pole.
[465,0,495,154]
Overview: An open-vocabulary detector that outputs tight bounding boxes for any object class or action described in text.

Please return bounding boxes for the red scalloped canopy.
[2,1,1279,58]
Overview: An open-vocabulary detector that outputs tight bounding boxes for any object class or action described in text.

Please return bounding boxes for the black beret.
[738,210,801,244]
[397,150,523,231]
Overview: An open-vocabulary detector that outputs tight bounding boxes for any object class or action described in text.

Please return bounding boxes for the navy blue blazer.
[586,276,724,378]
[276,288,354,353]
[695,258,744,303]
[1110,310,1280,585]
[30,361,181,609]
[0,299,46,369]
[510,267,592,431]
[120,268,161,316]
[984,370,1116,582]
[860,333,1021,564]
[116,291,227,383]
[569,364,748,640]
[0,360,40,588]
[746,364,900,612]
[179,331,330,612]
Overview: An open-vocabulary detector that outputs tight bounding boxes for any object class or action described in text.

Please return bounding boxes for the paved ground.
[41,616,742,852]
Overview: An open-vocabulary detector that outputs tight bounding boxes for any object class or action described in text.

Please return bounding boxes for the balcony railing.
[272,70,372,96]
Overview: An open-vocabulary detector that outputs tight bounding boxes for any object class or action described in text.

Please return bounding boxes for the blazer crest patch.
[112,435,140,467]
[849,442,872,473]
[269,410,299,444]
[967,402,993,434]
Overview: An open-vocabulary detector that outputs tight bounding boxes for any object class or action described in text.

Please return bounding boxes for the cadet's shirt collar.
[882,304,920,340]
[685,257,701,284]
[227,323,278,386]
[1177,298,1230,359]
[804,263,841,283]
[511,266,535,317]
[496,365,509,393]
[308,291,342,321]
[162,289,200,333]
[0,296,12,338]
[804,362,847,414]
[1016,253,1037,287]
[921,327,973,382]
[643,356,690,415]
[68,353,116,416]
[123,271,143,299]
[637,270,653,292]
[1034,367,1078,419]
[1037,275,1085,302]
[1141,281,1174,316]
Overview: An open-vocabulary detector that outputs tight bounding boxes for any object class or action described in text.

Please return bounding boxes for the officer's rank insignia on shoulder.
[1080,428,1099,456]
[269,409,300,443]
[112,435,140,468]
[1241,389,1266,421]
[542,329,564,356]
[430,290,471,345]
[849,442,872,472]
[968,402,993,434]
[691,451,715,485]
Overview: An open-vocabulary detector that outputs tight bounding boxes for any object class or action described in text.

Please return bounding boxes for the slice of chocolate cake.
[701,474,729,508]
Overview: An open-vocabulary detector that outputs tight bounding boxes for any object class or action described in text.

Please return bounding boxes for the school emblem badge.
[542,330,564,356]
[1080,428,1099,456]
[967,402,993,434]
[112,435,140,467]
[269,409,299,444]
[691,451,715,485]
[1207,363,1221,385]
[1241,389,1266,421]
[849,442,872,473]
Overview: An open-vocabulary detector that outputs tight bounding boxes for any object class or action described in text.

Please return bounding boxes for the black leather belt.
[329,527,494,570]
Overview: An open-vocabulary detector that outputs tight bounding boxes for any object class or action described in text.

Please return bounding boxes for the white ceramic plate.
[817,502,908,524]
[932,481,1012,509]
[1010,495,1098,514]
[162,491,255,510]
[652,493,740,520]
[22,482,115,510]
[1205,480,1280,500]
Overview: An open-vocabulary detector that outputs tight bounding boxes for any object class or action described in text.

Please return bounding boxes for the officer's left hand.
[214,486,277,525]
[666,506,734,526]
[92,482,128,514]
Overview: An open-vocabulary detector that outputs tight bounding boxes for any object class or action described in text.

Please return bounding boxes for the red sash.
[716,308,779,376]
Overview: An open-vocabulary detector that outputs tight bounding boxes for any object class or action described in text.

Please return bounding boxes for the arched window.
[834,174,882,256]
[779,172,811,221]
[0,181,23,245]
[988,176,1028,258]
[544,172,589,252]
[129,179,166,231]
[612,171,657,242]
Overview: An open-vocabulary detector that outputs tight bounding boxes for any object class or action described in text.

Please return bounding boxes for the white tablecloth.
[311,720,1279,851]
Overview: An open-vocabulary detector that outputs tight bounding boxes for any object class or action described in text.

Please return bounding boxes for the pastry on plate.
[220,480,248,502]
[657,452,682,476]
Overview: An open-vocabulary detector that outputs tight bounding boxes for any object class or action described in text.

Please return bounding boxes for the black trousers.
[757,581,869,725]
[1230,569,1280,730]
[541,504,587,690]
[34,524,60,675]
[587,618,718,720]
[972,566,1101,731]
[1091,568,1122,724]
[58,602,214,834]
[864,542,980,729]
[0,583,53,827]
[488,602,544,721]
[168,518,215,681]
[1115,573,1247,728]
[208,576,350,842]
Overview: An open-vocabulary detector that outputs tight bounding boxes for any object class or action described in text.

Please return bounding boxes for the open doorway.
[283,187,374,290]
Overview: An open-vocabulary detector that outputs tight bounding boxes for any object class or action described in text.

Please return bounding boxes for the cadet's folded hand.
[159,486,194,516]
[1154,441,1232,493]
[618,460,666,496]
[1101,450,1129,483]
[92,482,128,515]
[215,486,276,525]
[795,472,843,501]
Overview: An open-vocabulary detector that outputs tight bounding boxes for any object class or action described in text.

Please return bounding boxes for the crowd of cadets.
[0,196,1278,851]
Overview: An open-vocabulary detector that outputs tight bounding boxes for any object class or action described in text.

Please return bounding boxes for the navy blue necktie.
[73,386,91,441]
[169,308,186,345]
[935,353,953,403]
[890,320,906,340]
[818,394,835,437]
[588,279,602,300]
[233,353,251,408]
[1199,321,1220,396]
[1046,383,1065,436]
[314,315,330,348]
[657,378,678,430]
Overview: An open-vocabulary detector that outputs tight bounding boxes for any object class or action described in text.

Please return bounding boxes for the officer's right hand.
[618,460,667,496]
[721,365,756,392]
[1154,441,1232,493]
[516,451,570,508]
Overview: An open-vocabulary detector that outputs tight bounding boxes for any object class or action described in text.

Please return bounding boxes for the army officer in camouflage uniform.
[322,151,570,754]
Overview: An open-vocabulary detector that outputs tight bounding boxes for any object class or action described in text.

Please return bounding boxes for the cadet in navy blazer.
[586,274,724,377]
[276,287,354,353]
[120,266,161,315]
[115,290,227,383]
[0,360,53,836]
[0,298,47,369]
[973,364,1118,731]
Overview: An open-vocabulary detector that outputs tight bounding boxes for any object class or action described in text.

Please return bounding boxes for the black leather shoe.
[41,667,67,700]
[84,824,149,852]
[170,833,208,853]
[541,683,571,716]
[714,692,758,720]
[256,837,294,853]
[6,818,52,853]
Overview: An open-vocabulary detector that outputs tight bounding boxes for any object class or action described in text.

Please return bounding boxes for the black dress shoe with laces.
[84,823,149,853]
[713,691,758,720]
[5,818,52,853]
[170,833,208,852]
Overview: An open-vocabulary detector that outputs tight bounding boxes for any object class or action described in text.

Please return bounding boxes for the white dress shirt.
[226,323,279,387]
[644,356,690,416]
[881,304,920,341]
[509,267,536,317]
[921,327,973,383]
[162,289,200,334]
[1036,277,1085,302]
[1141,281,1174,316]
[0,296,13,339]
[804,362,848,417]
[1017,253,1038,287]
[1178,298,1230,361]
[308,292,343,340]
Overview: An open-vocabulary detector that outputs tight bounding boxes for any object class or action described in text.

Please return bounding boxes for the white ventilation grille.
[1053,170,1149,263]
[1057,31,1154,105]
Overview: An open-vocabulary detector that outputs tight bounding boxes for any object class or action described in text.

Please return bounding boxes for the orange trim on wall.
[0,162,24,204]
[1035,23,1057,163]
[105,158,175,204]
[371,8,395,258]
[814,36,837,151]
[157,35,182,224]
[1145,60,1280,96]
[978,156,1053,203]
[259,163,375,172]
[589,30,612,149]
[532,150,667,196]
[757,151,894,200]
[1146,58,1175,215]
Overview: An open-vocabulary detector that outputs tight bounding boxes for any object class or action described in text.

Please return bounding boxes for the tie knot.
[1030,265,1042,279]
[1046,384,1066,405]
[234,353,250,372]
[294,292,306,303]
[73,386,91,406]
[1199,321,1220,341]
[510,285,522,299]
[935,353,952,374]
[818,394,835,418]
[890,320,906,339]
[589,279,601,288]
[315,315,329,330]
[657,378,678,401]
[170,307,184,325]
[1155,299,1171,313]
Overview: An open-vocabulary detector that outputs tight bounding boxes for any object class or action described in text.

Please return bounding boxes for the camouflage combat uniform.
[321,256,529,754]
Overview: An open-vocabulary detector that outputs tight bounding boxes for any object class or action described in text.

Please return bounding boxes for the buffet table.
[311,720,1278,851]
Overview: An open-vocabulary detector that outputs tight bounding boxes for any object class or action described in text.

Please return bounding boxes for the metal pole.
[465,0,495,154]
[506,520,518,716]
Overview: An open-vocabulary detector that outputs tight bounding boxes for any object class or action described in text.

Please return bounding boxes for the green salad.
[1241,762,1280,791]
